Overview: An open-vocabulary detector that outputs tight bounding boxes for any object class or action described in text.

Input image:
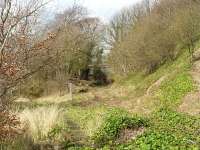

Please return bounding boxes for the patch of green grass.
[119,72,145,86]
[66,106,109,137]
[157,72,195,108]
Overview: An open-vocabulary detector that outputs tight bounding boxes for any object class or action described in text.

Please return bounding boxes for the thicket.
[0,107,21,146]
[108,0,200,75]
[14,6,109,98]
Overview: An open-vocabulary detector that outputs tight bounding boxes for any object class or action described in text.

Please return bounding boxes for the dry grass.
[18,106,64,142]
[35,94,71,104]
[179,92,200,115]
[89,84,136,99]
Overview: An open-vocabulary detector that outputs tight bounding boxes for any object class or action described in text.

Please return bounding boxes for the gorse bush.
[92,108,149,147]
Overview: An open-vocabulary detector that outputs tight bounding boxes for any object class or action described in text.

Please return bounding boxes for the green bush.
[92,108,149,147]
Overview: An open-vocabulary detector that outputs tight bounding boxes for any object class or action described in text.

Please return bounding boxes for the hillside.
[8,50,200,149]
[1,0,200,150]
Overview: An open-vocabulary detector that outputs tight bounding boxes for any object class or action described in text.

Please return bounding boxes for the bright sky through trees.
[48,0,142,22]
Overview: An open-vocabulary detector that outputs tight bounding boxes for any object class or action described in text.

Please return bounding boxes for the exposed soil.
[102,75,168,114]
[179,60,200,115]
[146,75,168,96]
[71,96,102,107]
[116,127,145,144]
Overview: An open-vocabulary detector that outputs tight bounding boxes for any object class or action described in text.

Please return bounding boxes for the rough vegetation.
[19,106,65,142]
[115,109,200,150]
[108,0,200,75]
[1,0,200,149]
[92,108,149,147]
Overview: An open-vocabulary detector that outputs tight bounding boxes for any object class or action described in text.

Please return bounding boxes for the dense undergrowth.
[112,52,199,150]
[66,109,200,150]
[92,108,149,147]
[2,0,200,149]
[4,51,200,150]
[116,109,200,150]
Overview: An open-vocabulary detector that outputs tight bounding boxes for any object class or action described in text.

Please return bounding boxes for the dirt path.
[146,75,168,96]
[179,60,200,115]
[104,75,168,114]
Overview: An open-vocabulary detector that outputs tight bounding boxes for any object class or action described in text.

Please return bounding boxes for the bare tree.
[108,0,200,75]
[49,5,103,80]
[0,0,55,103]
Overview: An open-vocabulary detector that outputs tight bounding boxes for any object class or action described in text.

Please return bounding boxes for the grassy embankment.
[8,50,200,149]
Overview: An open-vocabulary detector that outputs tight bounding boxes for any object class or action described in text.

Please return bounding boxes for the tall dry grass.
[19,106,64,142]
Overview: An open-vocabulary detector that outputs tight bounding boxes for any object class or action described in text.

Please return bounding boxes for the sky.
[48,0,142,22]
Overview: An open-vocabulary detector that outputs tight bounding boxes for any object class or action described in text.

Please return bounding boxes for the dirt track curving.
[179,60,200,115]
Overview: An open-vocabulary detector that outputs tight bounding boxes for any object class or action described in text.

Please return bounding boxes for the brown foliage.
[0,107,21,142]
[108,0,200,75]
